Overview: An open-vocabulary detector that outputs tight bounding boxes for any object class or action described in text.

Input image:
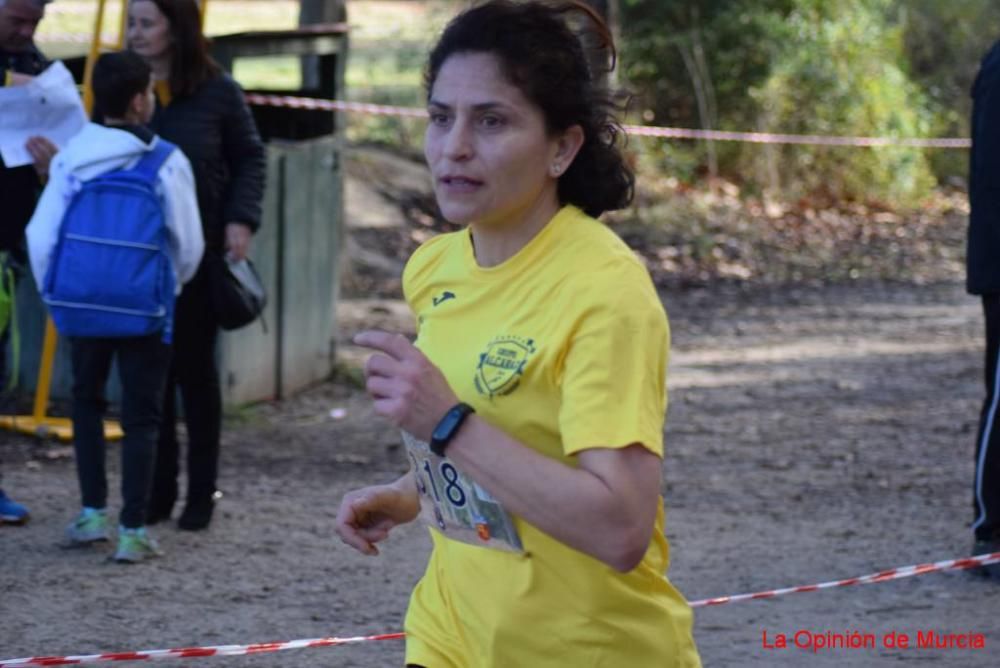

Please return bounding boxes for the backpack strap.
[130,137,177,181]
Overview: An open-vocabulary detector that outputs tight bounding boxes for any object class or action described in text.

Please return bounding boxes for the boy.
[26,51,203,562]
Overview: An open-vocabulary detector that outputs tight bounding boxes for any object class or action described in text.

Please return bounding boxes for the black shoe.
[146,493,176,526]
[177,492,219,531]
[146,479,177,526]
[972,539,1000,581]
[145,506,173,525]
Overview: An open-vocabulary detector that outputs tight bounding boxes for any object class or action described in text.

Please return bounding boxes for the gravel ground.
[2,280,998,666]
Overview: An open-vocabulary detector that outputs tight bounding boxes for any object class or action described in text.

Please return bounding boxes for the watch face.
[431,404,474,456]
[433,407,463,441]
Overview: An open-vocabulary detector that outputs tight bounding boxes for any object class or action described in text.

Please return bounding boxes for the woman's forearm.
[443,416,661,572]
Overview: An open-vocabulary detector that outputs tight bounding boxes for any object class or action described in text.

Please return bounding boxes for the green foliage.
[621,0,796,129]
[619,0,999,205]
[892,0,1000,182]
[748,1,935,202]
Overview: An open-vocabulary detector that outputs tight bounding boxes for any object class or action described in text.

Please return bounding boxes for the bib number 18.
[420,457,467,508]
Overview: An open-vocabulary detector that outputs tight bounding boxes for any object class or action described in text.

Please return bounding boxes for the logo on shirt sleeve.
[475,335,536,398]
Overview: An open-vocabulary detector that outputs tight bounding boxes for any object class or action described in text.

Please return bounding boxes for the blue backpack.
[43,138,178,343]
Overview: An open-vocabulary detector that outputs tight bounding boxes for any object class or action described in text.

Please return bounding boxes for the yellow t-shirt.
[154,79,172,107]
[401,205,700,667]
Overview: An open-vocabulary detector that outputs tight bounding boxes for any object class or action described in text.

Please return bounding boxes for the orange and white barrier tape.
[242,93,971,148]
[0,633,406,666]
[2,551,997,666]
[244,93,426,118]
[620,125,971,148]
[688,550,1000,607]
[4,59,970,147]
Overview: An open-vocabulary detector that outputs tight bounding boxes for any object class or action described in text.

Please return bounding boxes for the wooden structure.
[5,20,349,427]
[213,23,349,402]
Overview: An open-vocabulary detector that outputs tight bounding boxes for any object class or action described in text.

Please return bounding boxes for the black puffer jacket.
[149,74,266,252]
[0,44,48,255]
[968,40,1000,295]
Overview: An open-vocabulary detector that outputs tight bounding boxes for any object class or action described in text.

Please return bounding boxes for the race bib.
[402,431,523,553]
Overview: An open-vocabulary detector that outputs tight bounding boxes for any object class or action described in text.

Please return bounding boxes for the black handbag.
[209,253,267,331]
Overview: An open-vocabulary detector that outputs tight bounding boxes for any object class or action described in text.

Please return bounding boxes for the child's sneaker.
[0,489,29,525]
[64,507,110,544]
[113,526,162,563]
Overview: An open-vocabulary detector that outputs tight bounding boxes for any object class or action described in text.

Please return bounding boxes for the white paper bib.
[402,431,523,553]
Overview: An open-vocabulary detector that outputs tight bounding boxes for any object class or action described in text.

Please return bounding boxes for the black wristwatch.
[429,402,475,456]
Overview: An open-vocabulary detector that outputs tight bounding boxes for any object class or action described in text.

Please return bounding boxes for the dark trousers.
[0,323,11,414]
[151,262,221,509]
[1,226,28,487]
[0,319,9,394]
[0,252,22,407]
[974,293,1000,541]
[0,309,8,486]
[0,254,17,485]
[70,334,170,528]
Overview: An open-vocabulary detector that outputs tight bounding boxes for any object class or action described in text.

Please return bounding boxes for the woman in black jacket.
[127,0,266,530]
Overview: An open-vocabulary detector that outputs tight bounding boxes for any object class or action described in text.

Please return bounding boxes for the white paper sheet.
[0,61,87,168]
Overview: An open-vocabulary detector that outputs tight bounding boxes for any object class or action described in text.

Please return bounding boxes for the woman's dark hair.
[92,50,150,120]
[140,0,220,96]
[425,0,634,218]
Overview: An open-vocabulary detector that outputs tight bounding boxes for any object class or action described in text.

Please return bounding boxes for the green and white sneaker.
[64,507,110,545]
[113,526,163,563]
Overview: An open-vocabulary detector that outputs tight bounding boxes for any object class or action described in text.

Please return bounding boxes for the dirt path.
[2,280,997,666]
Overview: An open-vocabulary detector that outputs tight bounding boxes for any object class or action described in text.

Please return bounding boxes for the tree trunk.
[580,0,619,86]
[678,7,718,180]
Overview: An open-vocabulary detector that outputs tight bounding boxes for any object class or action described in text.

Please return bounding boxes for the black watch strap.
[429,402,475,456]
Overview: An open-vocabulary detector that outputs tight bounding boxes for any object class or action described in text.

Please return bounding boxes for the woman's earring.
[550,163,562,177]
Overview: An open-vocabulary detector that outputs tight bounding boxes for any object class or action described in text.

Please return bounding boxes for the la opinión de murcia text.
[762,629,986,653]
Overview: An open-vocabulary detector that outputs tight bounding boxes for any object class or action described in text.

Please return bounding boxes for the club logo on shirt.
[475,335,536,398]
